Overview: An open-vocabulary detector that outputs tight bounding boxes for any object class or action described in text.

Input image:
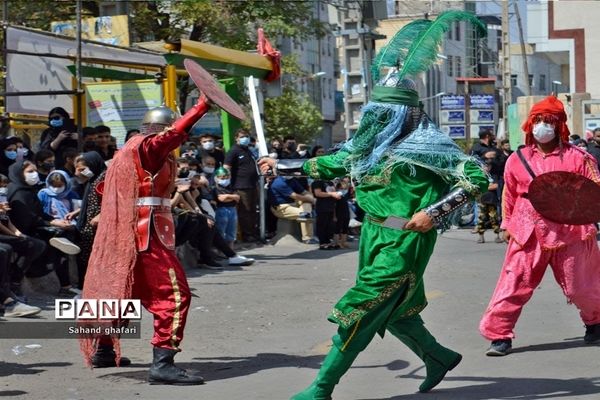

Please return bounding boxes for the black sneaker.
[485,339,512,356]
[584,324,600,344]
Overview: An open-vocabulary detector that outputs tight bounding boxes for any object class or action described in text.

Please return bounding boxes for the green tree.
[264,86,323,144]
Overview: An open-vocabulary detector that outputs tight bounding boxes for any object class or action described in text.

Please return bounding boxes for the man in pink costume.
[480,95,600,356]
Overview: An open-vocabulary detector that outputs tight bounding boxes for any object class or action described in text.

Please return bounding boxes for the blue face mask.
[4,150,16,160]
[239,137,250,147]
[49,118,63,128]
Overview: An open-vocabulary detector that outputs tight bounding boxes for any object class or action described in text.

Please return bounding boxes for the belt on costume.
[365,214,409,231]
[136,197,171,207]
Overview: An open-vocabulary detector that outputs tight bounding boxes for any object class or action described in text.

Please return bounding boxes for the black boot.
[148,347,204,385]
[91,344,131,368]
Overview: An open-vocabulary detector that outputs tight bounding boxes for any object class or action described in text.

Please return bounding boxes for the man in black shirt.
[224,129,259,242]
[280,135,300,159]
[587,128,600,166]
[198,133,225,167]
[470,129,497,160]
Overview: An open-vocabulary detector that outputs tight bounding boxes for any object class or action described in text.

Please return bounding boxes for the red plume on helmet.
[521,95,570,145]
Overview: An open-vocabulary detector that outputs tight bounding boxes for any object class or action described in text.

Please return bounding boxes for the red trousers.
[480,235,600,340]
[131,235,191,350]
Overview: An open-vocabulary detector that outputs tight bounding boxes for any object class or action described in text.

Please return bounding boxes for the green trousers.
[291,286,461,399]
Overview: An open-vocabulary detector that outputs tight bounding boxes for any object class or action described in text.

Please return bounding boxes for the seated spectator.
[271,137,283,158]
[7,160,79,296]
[40,107,78,168]
[268,176,315,244]
[214,168,240,249]
[34,149,56,185]
[297,144,310,159]
[38,170,80,226]
[94,125,115,161]
[573,138,588,150]
[0,242,41,317]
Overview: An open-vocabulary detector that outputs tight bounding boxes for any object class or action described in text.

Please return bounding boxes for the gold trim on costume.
[330,272,417,328]
[305,158,320,178]
[168,268,182,350]
[342,318,362,352]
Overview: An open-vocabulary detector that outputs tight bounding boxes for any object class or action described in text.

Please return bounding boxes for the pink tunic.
[501,144,600,248]
[480,143,600,340]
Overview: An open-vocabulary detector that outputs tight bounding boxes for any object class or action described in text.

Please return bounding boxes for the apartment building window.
[456,56,462,77]
[539,74,546,91]
[328,79,332,99]
[447,55,454,77]
[455,22,461,41]
[528,74,534,87]
[511,74,518,87]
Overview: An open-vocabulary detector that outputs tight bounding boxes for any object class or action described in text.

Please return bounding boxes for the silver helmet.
[140,105,177,135]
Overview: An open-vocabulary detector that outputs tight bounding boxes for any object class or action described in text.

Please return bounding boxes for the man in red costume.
[80,97,211,385]
[480,96,600,356]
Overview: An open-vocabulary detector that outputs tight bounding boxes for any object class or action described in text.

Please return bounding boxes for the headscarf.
[38,170,75,219]
[76,151,107,231]
[7,159,34,202]
[521,95,570,145]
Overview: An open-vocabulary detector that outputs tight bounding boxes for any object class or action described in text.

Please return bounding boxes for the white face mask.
[202,141,215,151]
[202,166,215,174]
[81,167,94,178]
[50,185,65,195]
[268,152,278,159]
[0,187,7,195]
[216,178,230,187]
[24,171,40,186]
[298,150,307,157]
[532,122,556,144]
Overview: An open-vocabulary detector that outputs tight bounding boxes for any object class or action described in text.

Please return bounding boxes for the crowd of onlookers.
[0,107,361,319]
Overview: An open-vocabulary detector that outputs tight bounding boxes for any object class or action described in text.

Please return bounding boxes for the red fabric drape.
[257,28,281,82]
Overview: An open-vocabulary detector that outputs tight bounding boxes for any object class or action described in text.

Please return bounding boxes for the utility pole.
[501,0,512,137]
[514,1,530,96]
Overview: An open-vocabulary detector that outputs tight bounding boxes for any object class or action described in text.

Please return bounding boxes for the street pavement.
[1,229,600,400]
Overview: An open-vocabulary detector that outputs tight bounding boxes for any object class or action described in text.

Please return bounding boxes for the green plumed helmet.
[215,167,229,177]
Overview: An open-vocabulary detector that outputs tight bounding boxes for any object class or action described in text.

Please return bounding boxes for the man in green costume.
[260,11,488,399]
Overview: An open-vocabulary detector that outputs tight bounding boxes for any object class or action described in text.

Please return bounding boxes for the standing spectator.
[470,130,497,160]
[312,178,340,249]
[224,129,259,242]
[40,107,78,168]
[125,129,141,143]
[94,125,115,161]
[70,152,107,288]
[475,151,502,243]
[297,144,310,159]
[574,138,588,150]
[60,147,79,178]
[198,133,225,167]
[281,135,300,159]
[586,127,600,165]
[271,137,283,158]
[311,145,326,158]
[82,127,98,152]
[334,177,352,248]
[214,167,239,249]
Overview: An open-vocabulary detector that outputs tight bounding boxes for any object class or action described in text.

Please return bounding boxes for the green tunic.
[303,151,488,329]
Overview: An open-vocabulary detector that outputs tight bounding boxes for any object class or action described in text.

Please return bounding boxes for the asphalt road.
[1,229,599,400]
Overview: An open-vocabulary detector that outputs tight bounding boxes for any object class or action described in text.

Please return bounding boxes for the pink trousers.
[480,235,600,340]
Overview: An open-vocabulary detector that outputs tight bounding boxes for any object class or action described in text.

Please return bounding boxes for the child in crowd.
[37,170,82,255]
[214,167,239,249]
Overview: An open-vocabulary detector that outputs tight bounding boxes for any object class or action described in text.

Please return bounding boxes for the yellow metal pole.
[165,64,177,112]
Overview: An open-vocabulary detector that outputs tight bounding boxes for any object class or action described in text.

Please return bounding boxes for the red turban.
[521,95,570,145]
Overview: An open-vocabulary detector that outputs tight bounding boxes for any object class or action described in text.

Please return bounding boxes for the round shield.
[528,171,600,225]
[183,59,246,121]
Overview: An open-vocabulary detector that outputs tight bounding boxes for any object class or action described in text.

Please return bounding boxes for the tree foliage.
[264,86,323,144]
[4,0,98,30]
[130,0,328,50]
